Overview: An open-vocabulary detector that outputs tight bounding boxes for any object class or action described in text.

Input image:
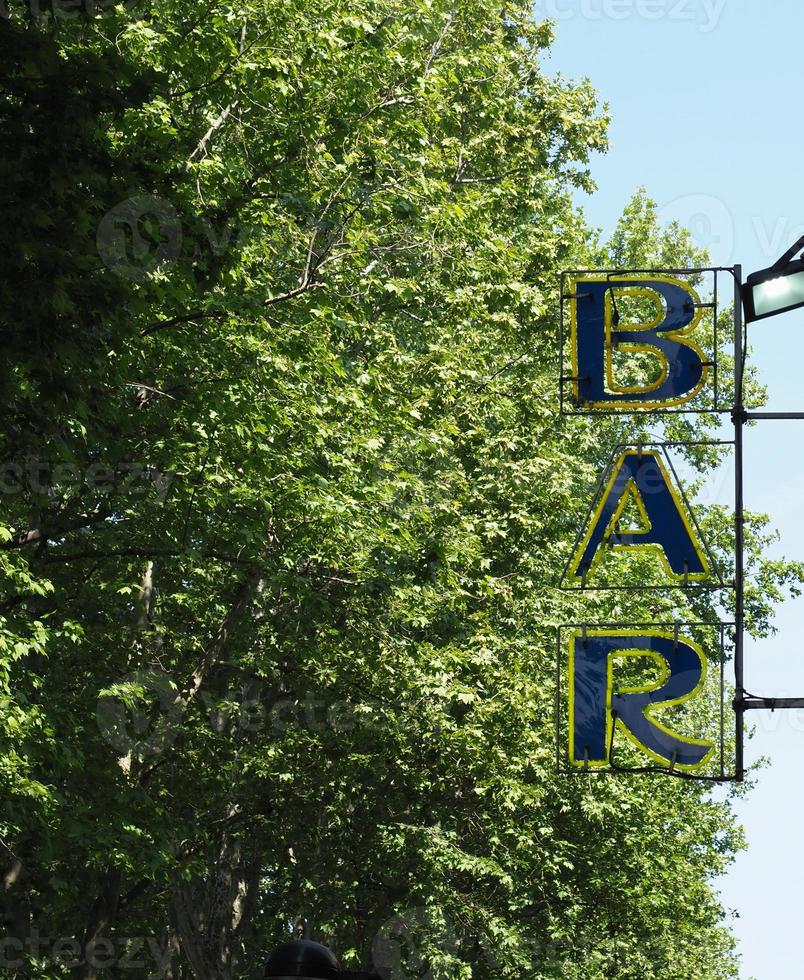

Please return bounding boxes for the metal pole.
[733,266,746,781]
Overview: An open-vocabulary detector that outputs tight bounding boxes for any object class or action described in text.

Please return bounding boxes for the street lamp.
[729,236,804,781]
[264,939,381,980]
[742,235,804,323]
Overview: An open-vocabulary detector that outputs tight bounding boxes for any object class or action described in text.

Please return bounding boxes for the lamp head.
[743,235,804,323]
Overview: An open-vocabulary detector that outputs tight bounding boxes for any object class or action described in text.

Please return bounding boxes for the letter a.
[569,449,710,585]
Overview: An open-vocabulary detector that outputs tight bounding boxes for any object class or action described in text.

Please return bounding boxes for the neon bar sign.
[559,271,732,778]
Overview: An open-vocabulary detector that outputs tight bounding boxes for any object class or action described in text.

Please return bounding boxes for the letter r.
[569,630,714,770]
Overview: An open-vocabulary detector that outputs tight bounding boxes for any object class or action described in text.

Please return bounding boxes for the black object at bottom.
[264,940,380,980]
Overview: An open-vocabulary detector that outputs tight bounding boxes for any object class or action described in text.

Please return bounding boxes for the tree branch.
[175,571,262,712]
[140,309,226,337]
[185,101,240,170]
[42,547,260,566]
[1,508,111,552]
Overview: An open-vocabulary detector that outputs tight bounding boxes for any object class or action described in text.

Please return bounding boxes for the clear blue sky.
[544,3,804,977]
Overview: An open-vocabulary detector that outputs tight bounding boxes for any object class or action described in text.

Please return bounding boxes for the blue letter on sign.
[569,631,713,771]
[568,449,710,585]
[570,276,707,410]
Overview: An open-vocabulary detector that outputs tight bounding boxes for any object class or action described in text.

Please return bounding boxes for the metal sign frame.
[559,267,733,417]
[557,440,731,593]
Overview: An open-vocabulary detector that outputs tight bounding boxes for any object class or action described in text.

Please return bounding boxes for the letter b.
[570,276,708,410]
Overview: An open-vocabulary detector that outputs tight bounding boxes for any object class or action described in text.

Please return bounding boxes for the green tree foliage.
[0,1,797,978]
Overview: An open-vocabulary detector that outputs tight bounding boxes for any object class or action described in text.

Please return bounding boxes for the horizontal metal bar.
[559,585,733,593]
[563,409,731,417]
[745,412,804,420]
[562,267,736,275]
[740,698,804,711]
[560,767,737,783]
[560,622,734,630]
[609,440,735,449]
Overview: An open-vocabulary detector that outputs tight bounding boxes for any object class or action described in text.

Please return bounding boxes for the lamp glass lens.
[753,270,804,317]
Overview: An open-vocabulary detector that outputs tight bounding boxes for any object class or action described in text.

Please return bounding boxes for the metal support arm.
[738,697,804,711]
[745,412,804,420]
